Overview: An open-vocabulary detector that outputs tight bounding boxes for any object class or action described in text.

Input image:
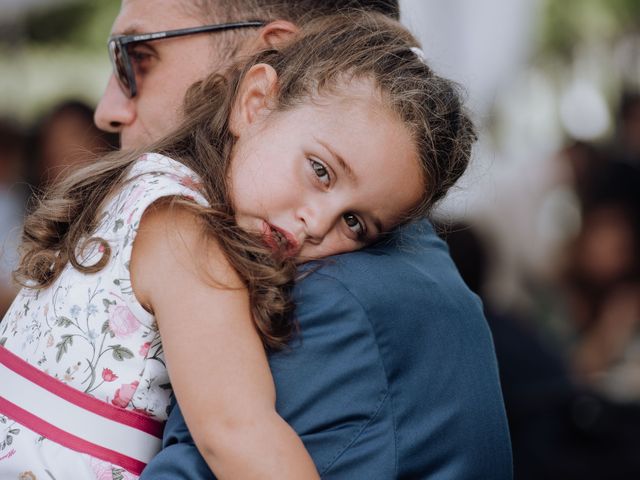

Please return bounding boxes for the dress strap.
[0,345,164,475]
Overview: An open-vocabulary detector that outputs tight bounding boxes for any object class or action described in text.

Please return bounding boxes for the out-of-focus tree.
[20,1,119,51]
[0,1,119,122]
[540,0,640,60]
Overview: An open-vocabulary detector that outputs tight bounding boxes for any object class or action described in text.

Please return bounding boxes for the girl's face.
[229,77,424,260]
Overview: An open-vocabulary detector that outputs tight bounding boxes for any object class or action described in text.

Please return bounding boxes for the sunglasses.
[108,20,266,98]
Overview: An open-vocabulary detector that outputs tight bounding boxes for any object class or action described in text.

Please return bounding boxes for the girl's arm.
[130,203,319,479]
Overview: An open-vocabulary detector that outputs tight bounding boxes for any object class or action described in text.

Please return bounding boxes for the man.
[96,1,512,478]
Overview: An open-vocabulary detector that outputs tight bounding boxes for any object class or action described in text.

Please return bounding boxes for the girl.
[0,12,475,480]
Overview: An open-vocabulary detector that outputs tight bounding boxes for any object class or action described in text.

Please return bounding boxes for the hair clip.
[410,46,426,63]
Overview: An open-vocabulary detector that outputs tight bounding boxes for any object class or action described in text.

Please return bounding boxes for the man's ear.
[254,20,299,50]
[229,63,278,136]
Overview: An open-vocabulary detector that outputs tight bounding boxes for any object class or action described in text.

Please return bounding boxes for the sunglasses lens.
[109,40,134,98]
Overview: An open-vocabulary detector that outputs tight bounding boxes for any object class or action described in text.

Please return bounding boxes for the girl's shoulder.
[94,153,209,255]
[118,153,208,208]
[128,153,202,185]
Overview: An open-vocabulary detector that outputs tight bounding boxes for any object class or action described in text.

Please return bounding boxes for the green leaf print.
[0,337,6,347]
[112,467,125,480]
[102,298,116,313]
[55,335,74,362]
[112,345,134,361]
[101,320,111,334]
[55,317,73,327]
[114,218,125,232]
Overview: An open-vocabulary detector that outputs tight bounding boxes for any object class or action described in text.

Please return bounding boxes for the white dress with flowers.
[0,154,207,480]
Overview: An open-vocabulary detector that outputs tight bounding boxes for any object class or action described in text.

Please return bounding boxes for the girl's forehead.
[312,76,384,106]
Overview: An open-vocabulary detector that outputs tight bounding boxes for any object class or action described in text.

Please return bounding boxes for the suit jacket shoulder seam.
[310,271,399,476]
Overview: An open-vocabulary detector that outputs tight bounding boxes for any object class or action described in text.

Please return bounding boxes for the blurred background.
[0,0,639,478]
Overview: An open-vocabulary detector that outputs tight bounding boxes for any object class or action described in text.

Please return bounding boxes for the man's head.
[94,0,399,149]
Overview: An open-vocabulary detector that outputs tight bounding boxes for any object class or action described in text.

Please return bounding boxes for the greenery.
[20,1,119,52]
[540,0,640,59]
[0,1,119,121]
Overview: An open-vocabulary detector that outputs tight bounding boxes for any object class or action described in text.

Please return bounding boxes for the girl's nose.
[297,203,335,244]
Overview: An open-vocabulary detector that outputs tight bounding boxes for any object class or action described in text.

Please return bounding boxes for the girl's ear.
[230,64,278,137]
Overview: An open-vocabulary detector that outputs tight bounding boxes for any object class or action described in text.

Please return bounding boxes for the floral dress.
[0,154,207,480]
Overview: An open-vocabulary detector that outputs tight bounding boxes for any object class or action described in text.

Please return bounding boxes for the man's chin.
[119,137,142,151]
[119,132,155,151]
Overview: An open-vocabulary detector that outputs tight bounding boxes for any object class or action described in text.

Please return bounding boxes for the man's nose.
[94,75,136,134]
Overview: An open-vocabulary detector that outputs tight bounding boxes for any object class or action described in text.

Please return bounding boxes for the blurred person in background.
[443,222,640,480]
[546,89,640,399]
[614,90,640,167]
[0,120,26,316]
[558,140,605,206]
[563,171,640,398]
[28,100,117,191]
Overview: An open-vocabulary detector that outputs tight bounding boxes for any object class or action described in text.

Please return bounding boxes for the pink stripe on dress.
[0,396,147,475]
[0,345,163,437]
[0,345,165,475]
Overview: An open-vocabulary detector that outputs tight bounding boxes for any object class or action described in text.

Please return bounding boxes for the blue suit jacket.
[141,220,512,479]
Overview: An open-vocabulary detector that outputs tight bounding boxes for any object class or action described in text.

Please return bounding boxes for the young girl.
[0,12,475,480]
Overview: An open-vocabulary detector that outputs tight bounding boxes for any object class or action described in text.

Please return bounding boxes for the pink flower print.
[139,341,151,357]
[179,175,203,191]
[89,458,112,480]
[112,380,139,408]
[0,448,16,462]
[109,305,139,338]
[102,368,118,382]
[90,458,137,480]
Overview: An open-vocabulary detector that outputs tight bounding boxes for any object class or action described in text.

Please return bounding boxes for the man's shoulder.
[283,219,512,478]
[302,219,447,280]
[294,218,485,352]
[297,218,479,316]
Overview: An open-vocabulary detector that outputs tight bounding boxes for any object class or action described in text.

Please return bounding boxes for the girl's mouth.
[262,222,299,257]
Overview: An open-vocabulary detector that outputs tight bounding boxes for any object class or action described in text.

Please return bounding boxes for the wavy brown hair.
[15,12,476,350]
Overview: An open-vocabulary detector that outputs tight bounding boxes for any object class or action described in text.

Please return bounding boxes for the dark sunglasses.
[108,20,266,98]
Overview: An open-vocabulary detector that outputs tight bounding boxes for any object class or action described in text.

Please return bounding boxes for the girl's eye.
[343,213,365,238]
[310,158,331,186]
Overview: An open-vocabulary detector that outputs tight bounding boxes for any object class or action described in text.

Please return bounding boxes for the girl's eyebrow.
[315,137,356,182]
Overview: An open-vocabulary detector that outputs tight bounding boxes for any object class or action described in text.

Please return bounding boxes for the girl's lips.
[261,221,300,257]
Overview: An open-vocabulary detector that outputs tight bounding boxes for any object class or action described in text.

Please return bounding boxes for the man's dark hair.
[195,0,400,23]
